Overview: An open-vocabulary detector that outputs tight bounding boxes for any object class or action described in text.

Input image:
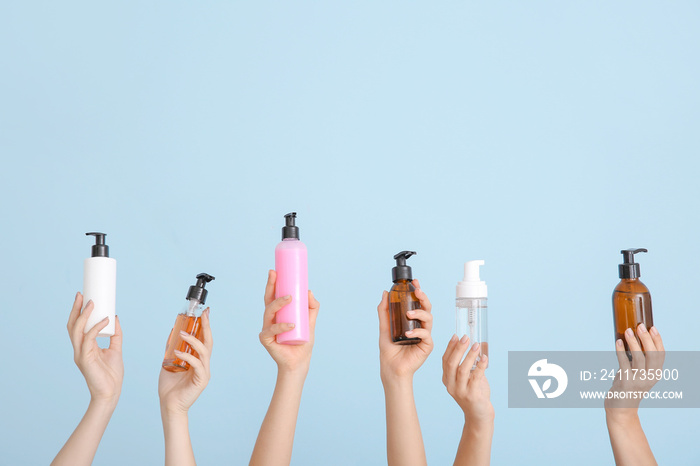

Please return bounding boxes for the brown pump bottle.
[389,251,421,345]
[612,249,653,353]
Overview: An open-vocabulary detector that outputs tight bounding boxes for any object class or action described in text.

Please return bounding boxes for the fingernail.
[625,328,634,338]
[616,339,624,348]
[288,323,295,328]
[650,326,659,336]
[460,334,468,344]
[406,330,414,336]
[450,334,458,342]
[75,291,80,299]
[284,295,292,300]
[407,310,415,316]
[472,342,480,352]
[180,330,188,336]
[638,324,648,333]
[174,350,183,355]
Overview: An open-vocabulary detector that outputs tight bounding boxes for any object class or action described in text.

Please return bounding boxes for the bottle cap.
[457,260,487,298]
[186,273,216,304]
[619,248,647,279]
[282,212,299,240]
[392,251,416,282]
[86,232,109,258]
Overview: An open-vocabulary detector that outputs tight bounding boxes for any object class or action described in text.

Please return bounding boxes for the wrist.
[160,400,190,420]
[381,371,413,390]
[89,392,120,411]
[278,363,310,380]
[605,405,640,427]
[463,409,495,430]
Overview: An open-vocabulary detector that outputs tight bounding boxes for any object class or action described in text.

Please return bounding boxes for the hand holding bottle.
[52,293,123,466]
[378,280,434,382]
[259,269,320,374]
[67,292,123,404]
[604,325,663,466]
[158,308,213,415]
[442,336,493,423]
[606,324,665,412]
[442,336,494,466]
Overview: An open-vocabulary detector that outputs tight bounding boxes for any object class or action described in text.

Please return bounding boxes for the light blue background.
[1,1,699,465]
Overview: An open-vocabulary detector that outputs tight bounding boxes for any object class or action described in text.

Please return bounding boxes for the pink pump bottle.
[274,212,309,345]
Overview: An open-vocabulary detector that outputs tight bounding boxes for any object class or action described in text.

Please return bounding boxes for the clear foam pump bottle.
[456,260,488,368]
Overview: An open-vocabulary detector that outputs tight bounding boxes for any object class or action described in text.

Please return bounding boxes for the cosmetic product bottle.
[613,248,653,352]
[83,232,116,336]
[275,212,309,345]
[456,260,488,368]
[163,273,215,372]
[389,251,421,345]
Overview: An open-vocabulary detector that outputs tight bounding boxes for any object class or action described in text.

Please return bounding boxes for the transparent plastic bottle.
[163,273,215,372]
[456,260,488,369]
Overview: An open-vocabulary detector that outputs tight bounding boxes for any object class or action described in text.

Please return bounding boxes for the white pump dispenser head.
[457,260,487,298]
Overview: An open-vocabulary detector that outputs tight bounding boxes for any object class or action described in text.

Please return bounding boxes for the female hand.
[442,336,494,423]
[259,270,320,374]
[158,309,213,415]
[606,324,665,411]
[377,279,434,381]
[67,292,123,405]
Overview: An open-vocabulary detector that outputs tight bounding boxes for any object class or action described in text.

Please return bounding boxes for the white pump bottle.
[456,260,488,369]
[83,232,116,336]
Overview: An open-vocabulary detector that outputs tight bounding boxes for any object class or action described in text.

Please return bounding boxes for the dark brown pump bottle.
[389,251,422,345]
[612,248,653,353]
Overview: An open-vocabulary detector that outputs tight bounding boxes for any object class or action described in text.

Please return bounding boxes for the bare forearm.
[606,409,656,466]
[52,398,117,466]
[382,376,427,466]
[250,368,308,466]
[161,406,195,466]
[454,416,494,466]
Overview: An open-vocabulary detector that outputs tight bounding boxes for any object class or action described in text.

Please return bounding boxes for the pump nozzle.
[619,248,648,279]
[186,273,216,304]
[392,251,417,282]
[85,232,109,257]
[457,260,487,298]
[282,212,300,240]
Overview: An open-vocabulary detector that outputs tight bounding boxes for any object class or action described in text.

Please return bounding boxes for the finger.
[636,324,656,352]
[82,317,109,357]
[406,327,432,347]
[260,322,296,343]
[412,282,432,313]
[174,350,208,383]
[406,308,433,331]
[377,291,390,343]
[442,335,459,385]
[201,308,213,351]
[72,300,94,347]
[615,338,631,371]
[262,295,292,329]
[649,326,665,352]
[456,341,477,389]
[624,328,645,369]
[67,292,83,333]
[459,342,481,379]
[264,270,277,306]
[446,335,471,380]
[180,331,209,366]
[308,290,320,332]
[472,354,489,380]
[109,315,123,353]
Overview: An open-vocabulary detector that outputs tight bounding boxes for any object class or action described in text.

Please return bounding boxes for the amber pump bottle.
[389,251,421,345]
[163,273,215,372]
[613,249,653,353]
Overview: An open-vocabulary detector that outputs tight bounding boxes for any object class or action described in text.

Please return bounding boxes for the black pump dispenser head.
[186,273,215,304]
[619,248,647,279]
[282,212,299,240]
[86,232,109,257]
[392,251,416,282]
